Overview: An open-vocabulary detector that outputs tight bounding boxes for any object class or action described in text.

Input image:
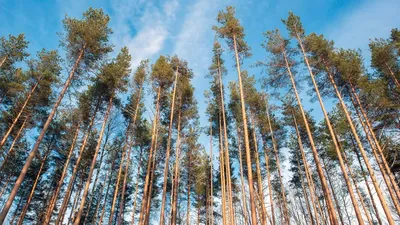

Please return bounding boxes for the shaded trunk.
[218,113,227,225]
[217,56,235,224]
[291,112,321,224]
[43,123,81,224]
[117,85,143,225]
[74,95,114,225]
[236,127,249,225]
[262,138,276,225]
[130,146,144,225]
[138,87,161,225]
[265,99,290,225]
[352,137,383,225]
[92,154,115,225]
[349,82,400,205]
[55,99,100,225]
[295,152,315,225]
[0,80,39,150]
[250,115,268,225]
[159,69,179,225]
[385,62,400,89]
[233,34,258,225]
[170,107,182,225]
[0,48,84,224]
[282,48,338,225]
[16,150,51,225]
[0,117,27,172]
[294,33,364,225]
[320,62,397,223]
[209,122,215,225]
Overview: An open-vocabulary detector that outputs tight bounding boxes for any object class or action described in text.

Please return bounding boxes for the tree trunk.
[74,95,114,225]
[250,115,268,225]
[159,68,179,225]
[0,48,84,224]
[291,111,321,224]
[342,148,373,225]
[233,34,258,225]
[68,175,84,225]
[0,117,27,172]
[186,148,192,225]
[218,113,227,225]
[0,56,7,68]
[294,33,364,225]
[138,87,161,225]
[349,82,400,204]
[92,154,115,225]
[43,123,80,224]
[295,152,315,225]
[144,114,162,225]
[385,62,400,89]
[130,146,144,225]
[322,160,345,225]
[98,159,116,225]
[55,99,100,225]
[0,80,39,150]
[117,85,143,225]
[265,99,290,225]
[217,56,236,225]
[82,131,110,225]
[108,133,127,225]
[170,107,182,225]
[236,127,249,225]
[0,179,10,199]
[320,62,396,223]
[262,138,276,225]
[209,121,214,225]
[352,137,383,225]
[16,150,50,225]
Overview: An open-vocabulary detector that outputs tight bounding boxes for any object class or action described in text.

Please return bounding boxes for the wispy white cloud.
[111,0,179,68]
[173,0,228,76]
[325,0,400,53]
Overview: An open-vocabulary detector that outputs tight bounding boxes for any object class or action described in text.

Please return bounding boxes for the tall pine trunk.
[92,154,115,225]
[217,57,236,224]
[209,121,214,225]
[233,35,258,225]
[349,82,400,203]
[282,49,338,225]
[16,149,50,225]
[351,137,383,225]
[265,100,290,224]
[294,33,364,225]
[138,87,161,225]
[291,111,321,224]
[320,63,397,223]
[250,115,268,225]
[0,80,39,150]
[117,85,143,225]
[108,133,128,225]
[218,113,227,225]
[43,123,81,224]
[384,62,400,89]
[0,49,84,223]
[170,106,182,224]
[74,95,114,225]
[130,146,144,225]
[262,137,276,225]
[236,127,249,225]
[295,152,315,225]
[159,69,179,225]
[0,117,27,172]
[55,99,100,225]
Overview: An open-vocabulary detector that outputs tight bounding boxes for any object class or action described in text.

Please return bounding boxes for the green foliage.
[213,6,251,60]
[61,7,113,71]
[0,34,29,68]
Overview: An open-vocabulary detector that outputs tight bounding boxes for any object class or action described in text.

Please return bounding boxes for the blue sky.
[1,0,399,151]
